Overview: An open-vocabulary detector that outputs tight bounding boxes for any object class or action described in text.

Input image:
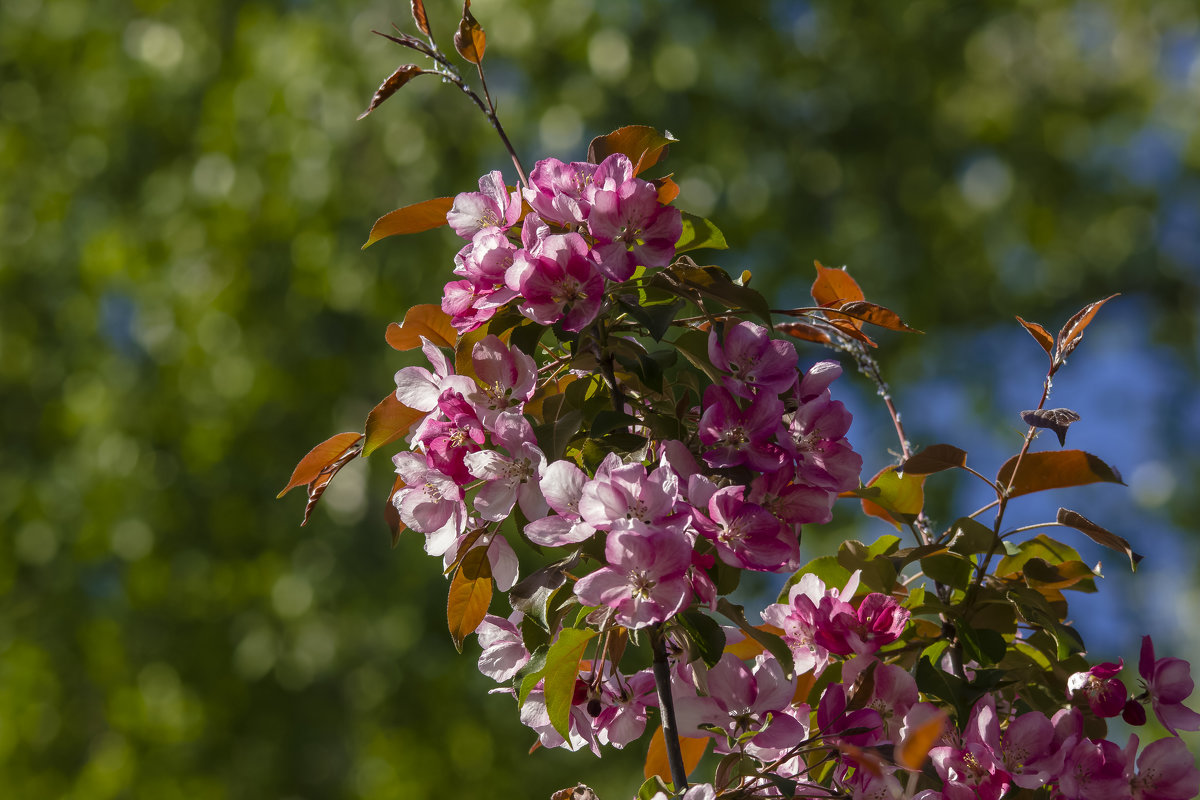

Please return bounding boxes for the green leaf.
[957,623,1008,667]
[617,293,686,342]
[920,552,974,591]
[675,212,728,254]
[509,552,580,632]
[671,328,724,383]
[915,656,969,721]
[837,539,897,593]
[856,466,925,528]
[637,776,672,800]
[677,609,727,668]
[660,261,773,327]
[532,409,583,461]
[996,534,1083,575]
[543,628,598,740]
[516,645,550,707]
[948,517,998,556]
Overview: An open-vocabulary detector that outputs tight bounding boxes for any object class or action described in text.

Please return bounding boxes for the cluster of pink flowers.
[441,154,682,334]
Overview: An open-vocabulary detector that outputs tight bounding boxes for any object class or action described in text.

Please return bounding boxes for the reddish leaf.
[357,64,429,120]
[996,450,1124,498]
[453,0,486,64]
[1055,294,1119,367]
[363,391,425,456]
[410,0,431,36]
[385,303,457,351]
[447,545,492,652]
[832,300,921,333]
[587,126,677,176]
[1021,408,1081,447]
[1057,508,1143,571]
[643,726,710,782]
[1015,315,1054,358]
[811,260,865,310]
[778,321,831,344]
[901,444,968,475]
[384,474,407,546]
[654,175,680,204]
[362,197,454,248]
[827,316,877,347]
[278,432,364,498]
[897,709,948,770]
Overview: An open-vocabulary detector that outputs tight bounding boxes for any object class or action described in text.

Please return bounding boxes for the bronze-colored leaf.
[278,432,364,498]
[654,174,680,204]
[410,0,431,36]
[778,320,831,344]
[1055,294,1119,367]
[1015,315,1054,357]
[996,450,1124,498]
[832,300,921,333]
[362,196,455,248]
[363,391,425,456]
[1021,408,1081,447]
[586,125,677,175]
[384,303,457,350]
[453,0,486,64]
[357,64,429,120]
[643,726,710,782]
[811,260,865,310]
[901,444,968,475]
[1057,508,1143,571]
[447,545,492,652]
[827,316,877,347]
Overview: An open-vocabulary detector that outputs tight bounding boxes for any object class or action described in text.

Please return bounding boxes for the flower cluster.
[442,154,682,334]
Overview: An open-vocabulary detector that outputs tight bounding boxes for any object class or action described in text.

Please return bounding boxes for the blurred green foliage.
[2,0,1199,796]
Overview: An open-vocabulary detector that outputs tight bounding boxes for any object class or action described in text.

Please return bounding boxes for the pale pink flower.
[476,613,529,682]
[523,460,597,547]
[446,169,521,239]
[573,527,692,629]
[390,452,468,555]
[523,157,597,225]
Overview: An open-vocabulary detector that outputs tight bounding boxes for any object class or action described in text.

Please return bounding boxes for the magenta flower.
[697,385,787,471]
[816,680,884,748]
[506,233,604,331]
[585,153,681,281]
[1138,635,1200,735]
[927,696,1011,800]
[842,657,918,742]
[692,485,800,573]
[573,527,692,629]
[446,169,521,239]
[1068,659,1129,718]
[523,157,598,226]
[1058,736,1133,800]
[708,321,799,399]
[1129,734,1200,799]
[785,369,862,493]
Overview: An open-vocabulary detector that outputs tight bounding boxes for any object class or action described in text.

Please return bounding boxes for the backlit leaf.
[544,628,597,740]
[410,0,431,36]
[900,444,968,475]
[778,320,832,344]
[587,125,677,175]
[362,196,455,248]
[778,556,853,602]
[859,466,925,529]
[898,709,948,770]
[357,64,430,120]
[654,175,680,204]
[644,726,710,782]
[827,316,877,347]
[453,0,486,64]
[385,303,457,350]
[363,391,424,456]
[675,212,728,254]
[1015,315,1054,357]
[811,261,865,310]
[1055,294,1118,367]
[447,545,492,652]
[830,300,921,333]
[278,432,364,497]
[996,450,1124,498]
[1056,508,1143,571]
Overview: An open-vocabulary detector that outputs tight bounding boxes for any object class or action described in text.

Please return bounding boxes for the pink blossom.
[1129,735,1200,799]
[441,530,519,591]
[476,613,529,682]
[584,153,681,281]
[761,571,860,676]
[464,417,548,522]
[393,336,475,413]
[1058,736,1133,800]
[577,454,682,533]
[573,527,692,629]
[506,232,605,331]
[390,452,468,555]
[927,696,1011,800]
[816,680,884,748]
[523,460,597,546]
[523,157,597,226]
[697,385,787,471]
[996,709,1069,789]
[785,368,862,493]
[842,657,918,742]
[748,467,836,525]
[446,169,521,239]
[1068,659,1129,718]
[1138,635,1200,735]
[518,684,599,754]
[592,669,658,748]
[708,321,800,399]
[466,334,538,426]
[441,277,516,333]
[692,485,800,572]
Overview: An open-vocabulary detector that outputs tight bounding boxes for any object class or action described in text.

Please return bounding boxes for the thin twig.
[650,626,689,793]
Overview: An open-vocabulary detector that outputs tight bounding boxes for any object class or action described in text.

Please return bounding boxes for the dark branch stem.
[650,626,689,793]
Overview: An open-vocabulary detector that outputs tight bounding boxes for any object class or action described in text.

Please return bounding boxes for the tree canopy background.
[2,0,1198,796]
